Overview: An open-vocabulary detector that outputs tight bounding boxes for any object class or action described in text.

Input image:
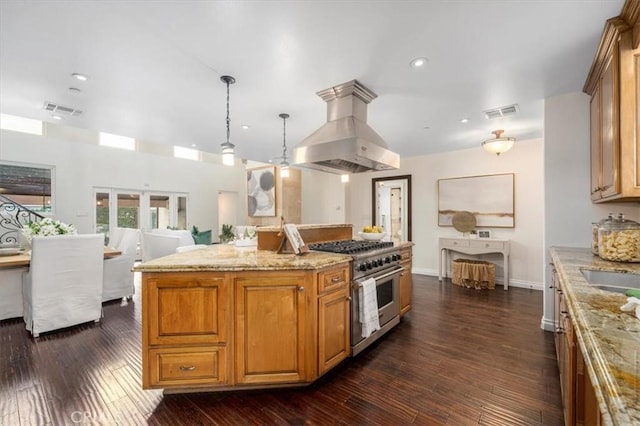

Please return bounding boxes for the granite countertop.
[550,247,640,426]
[255,224,352,232]
[133,243,353,272]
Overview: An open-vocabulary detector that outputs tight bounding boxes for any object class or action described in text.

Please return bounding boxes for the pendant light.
[481,129,515,156]
[220,75,236,166]
[279,113,290,178]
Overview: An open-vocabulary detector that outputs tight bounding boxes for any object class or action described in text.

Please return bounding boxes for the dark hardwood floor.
[1,274,563,425]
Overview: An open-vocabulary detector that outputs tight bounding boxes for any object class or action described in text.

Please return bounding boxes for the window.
[0,113,43,135]
[0,162,53,213]
[99,132,135,151]
[95,191,110,241]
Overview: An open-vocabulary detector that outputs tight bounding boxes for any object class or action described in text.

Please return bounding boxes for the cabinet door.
[591,86,603,200]
[399,259,412,316]
[318,289,350,374]
[145,273,230,346]
[600,53,620,199]
[235,273,310,384]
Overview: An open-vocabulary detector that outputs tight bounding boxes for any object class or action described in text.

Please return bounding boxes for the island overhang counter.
[134,244,353,392]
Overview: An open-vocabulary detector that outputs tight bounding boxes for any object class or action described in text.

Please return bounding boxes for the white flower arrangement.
[22,218,77,242]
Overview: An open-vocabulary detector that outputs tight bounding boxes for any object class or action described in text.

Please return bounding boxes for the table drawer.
[148,346,227,387]
[441,238,470,248]
[470,240,504,250]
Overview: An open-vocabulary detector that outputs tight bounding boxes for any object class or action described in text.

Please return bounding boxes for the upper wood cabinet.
[585,4,640,202]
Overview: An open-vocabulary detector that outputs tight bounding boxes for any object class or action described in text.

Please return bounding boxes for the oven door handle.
[353,265,404,288]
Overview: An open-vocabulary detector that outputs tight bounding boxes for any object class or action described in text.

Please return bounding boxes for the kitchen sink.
[580,269,640,294]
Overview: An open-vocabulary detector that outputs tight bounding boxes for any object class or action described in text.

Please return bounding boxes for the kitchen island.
[550,247,640,425]
[134,244,352,392]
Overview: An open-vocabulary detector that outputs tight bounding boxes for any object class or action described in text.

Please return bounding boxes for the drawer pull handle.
[485,243,489,248]
[179,365,196,372]
[331,277,341,283]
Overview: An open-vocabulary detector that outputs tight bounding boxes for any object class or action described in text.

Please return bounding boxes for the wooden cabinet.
[142,272,232,389]
[317,266,350,374]
[142,262,351,391]
[554,270,576,426]
[552,264,605,425]
[399,246,412,316]
[234,271,312,385]
[585,12,640,202]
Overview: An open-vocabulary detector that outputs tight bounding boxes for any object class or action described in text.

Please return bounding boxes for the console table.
[438,237,510,290]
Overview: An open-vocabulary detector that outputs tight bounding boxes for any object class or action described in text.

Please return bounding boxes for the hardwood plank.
[0,273,564,425]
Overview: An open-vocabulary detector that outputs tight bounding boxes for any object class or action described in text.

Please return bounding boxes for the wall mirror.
[372,175,411,243]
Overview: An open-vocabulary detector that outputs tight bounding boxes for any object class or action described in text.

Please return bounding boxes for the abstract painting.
[247,166,276,217]
[438,173,514,227]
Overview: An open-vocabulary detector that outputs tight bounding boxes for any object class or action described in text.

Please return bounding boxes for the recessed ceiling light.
[69,87,81,93]
[460,118,470,123]
[241,124,250,130]
[51,114,63,120]
[409,57,428,68]
[71,73,88,81]
[191,144,197,148]
[423,126,431,130]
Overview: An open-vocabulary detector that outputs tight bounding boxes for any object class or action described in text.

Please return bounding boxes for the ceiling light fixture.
[481,129,515,156]
[51,114,63,120]
[279,113,290,178]
[220,75,236,166]
[71,73,88,81]
[409,57,428,68]
[241,124,250,130]
[460,118,469,123]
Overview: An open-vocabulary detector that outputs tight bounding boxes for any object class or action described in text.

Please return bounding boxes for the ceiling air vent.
[42,101,83,117]
[483,104,519,120]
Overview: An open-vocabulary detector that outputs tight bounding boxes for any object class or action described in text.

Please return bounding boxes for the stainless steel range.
[308,240,403,356]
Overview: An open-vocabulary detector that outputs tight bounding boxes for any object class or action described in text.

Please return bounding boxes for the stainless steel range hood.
[292,79,400,174]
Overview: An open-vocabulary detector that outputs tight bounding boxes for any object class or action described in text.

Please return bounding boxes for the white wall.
[300,169,347,224]
[0,129,246,238]
[345,138,546,289]
[543,92,640,330]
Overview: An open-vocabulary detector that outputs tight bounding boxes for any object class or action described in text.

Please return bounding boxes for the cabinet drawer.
[441,238,470,248]
[318,266,349,294]
[400,248,412,261]
[148,346,228,387]
[470,240,504,250]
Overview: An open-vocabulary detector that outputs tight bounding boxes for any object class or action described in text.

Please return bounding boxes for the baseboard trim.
[540,317,556,332]
[411,269,543,291]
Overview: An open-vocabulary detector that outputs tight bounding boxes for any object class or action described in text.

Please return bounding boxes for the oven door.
[351,265,402,352]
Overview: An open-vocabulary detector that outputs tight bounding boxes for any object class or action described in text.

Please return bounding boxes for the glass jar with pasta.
[598,215,640,262]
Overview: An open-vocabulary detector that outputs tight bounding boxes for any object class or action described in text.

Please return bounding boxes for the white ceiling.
[0,0,624,165]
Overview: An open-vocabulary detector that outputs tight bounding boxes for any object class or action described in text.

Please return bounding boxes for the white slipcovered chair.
[103,227,139,302]
[142,230,205,261]
[22,234,104,337]
[0,267,27,320]
[141,232,181,261]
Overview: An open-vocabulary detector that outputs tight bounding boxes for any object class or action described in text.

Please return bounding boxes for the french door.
[94,188,188,242]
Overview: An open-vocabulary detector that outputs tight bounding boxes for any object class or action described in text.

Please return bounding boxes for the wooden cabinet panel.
[235,273,310,385]
[318,266,349,295]
[146,273,230,346]
[148,346,228,388]
[600,54,619,198]
[399,247,412,316]
[318,288,350,374]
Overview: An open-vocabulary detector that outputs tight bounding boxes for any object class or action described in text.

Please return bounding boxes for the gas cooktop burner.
[308,239,394,254]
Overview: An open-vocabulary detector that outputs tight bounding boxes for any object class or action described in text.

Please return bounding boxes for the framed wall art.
[247,166,276,217]
[438,173,514,228]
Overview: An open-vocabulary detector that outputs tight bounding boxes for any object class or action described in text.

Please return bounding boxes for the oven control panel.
[353,251,401,276]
